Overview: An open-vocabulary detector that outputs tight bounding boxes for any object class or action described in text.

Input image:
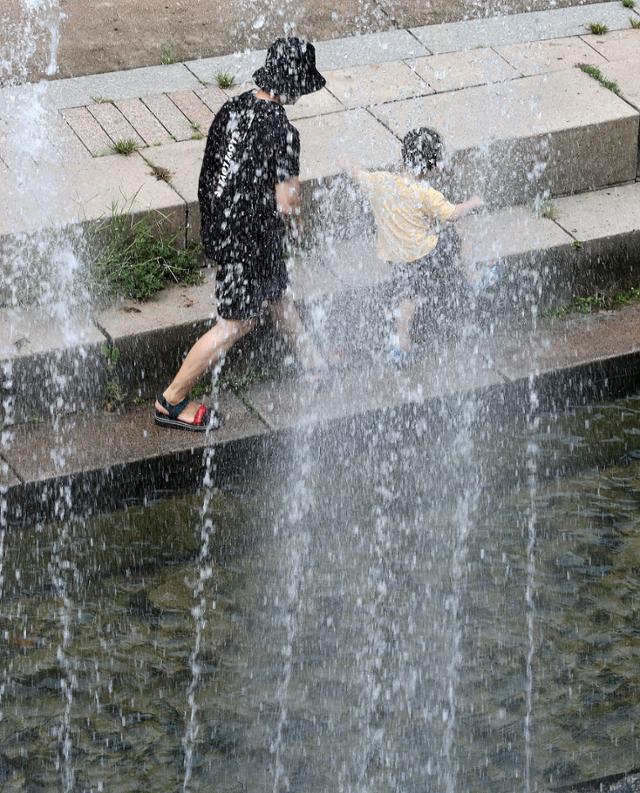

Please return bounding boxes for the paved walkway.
[0,2,638,259]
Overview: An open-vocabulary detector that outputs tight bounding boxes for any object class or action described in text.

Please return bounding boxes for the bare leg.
[395,299,417,352]
[270,293,326,371]
[155,316,255,423]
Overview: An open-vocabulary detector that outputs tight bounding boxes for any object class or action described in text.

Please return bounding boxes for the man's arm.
[276,176,302,240]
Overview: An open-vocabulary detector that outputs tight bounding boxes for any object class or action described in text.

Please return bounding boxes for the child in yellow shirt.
[348,127,487,364]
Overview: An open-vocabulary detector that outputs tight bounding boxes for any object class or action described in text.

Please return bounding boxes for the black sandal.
[154,394,223,432]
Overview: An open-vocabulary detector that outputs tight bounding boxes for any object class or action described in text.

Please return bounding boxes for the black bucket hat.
[253,37,326,98]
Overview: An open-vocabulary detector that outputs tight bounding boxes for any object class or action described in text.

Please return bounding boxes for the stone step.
[4,299,640,531]
[1,181,640,425]
[2,55,639,307]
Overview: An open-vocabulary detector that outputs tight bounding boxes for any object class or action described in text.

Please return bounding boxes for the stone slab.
[370,69,639,207]
[31,63,201,110]
[495,36,609,77]
[0,106,90,166]
[184,50,267,87]
[581,28,640,62]
[296,109,402,181]
[61,106,113,156]
[458,206,573,265]
[599,54,640,112]
[0,308,108,424]
[141,93,195,142]
[489,303,640,384]
[0,152,185,239]
[87,101,145,148]
[314,29,429,72]
[241,343,503,431]
[554,182,640,242]
[0,458,20,489]
[95,270,216,341]
[411,2,635,54]
[407,48,519,93]
[115,98,175,146]
[3,390,265,485]
[324,61,432,109]
[0,308,105,362]
[167,91,215,134]
[141,139,205,241]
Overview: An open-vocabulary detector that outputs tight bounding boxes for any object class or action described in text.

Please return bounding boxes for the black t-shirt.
[198,91,300,264]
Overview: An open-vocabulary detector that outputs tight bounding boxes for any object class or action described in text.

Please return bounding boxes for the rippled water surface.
[1,396,640,792]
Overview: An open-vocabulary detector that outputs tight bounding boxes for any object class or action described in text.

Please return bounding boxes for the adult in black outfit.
[155,37,326,431]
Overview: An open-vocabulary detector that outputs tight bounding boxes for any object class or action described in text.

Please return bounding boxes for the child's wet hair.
[402,127,443,175]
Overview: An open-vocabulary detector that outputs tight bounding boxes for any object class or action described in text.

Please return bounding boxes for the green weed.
[215,72,236,89]
[86,207,204,301]
[149,164,173,182]
[630,15,640,27]
[160,49,176,65]
[578,63,620,94]
[90,96,113,104]
[588,21,609,34]
[112,138,140,156]
[546,287,640,317]
[622,0,635,9]
[535,197,559,221]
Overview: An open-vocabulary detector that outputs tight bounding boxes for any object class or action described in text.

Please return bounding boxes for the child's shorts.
[390,225,462,303]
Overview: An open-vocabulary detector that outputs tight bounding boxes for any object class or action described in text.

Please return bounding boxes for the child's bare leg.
[156,316,255,422]
[395,299,417,352]
[270,293,325,371]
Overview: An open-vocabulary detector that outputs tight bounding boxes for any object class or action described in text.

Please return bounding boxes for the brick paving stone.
[407,48,519,93]
[87,101,145,148]
[115,97,174,146]
[194,85,228,112]
[167,90,215,135]
[141,93,195,141]
[61,106,113,156]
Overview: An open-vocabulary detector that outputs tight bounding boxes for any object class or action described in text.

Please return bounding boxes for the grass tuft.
[215,71,236,89]
[535,197,559,221]
[578,63,620,94]
[546,286,640,318]
[631,15,640,27]
[587,21,609,34]
[622,0,635,9]
[90,96,113,104]
[112,138,140,156]
[160,49,176,65]
[149,164,173,182]
[85,207,203,301]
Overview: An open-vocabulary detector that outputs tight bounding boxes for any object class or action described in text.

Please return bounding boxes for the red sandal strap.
[193,404,208,426]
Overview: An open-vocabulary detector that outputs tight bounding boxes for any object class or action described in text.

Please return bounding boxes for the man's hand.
[276,177,301,217]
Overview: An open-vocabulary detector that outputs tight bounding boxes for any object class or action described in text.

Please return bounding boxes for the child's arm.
[448,195,484,221]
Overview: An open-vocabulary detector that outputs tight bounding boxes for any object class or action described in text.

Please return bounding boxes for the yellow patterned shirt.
[356,170,456,263]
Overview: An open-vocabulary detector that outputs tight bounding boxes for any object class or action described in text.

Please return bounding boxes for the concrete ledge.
[4,301,640,529]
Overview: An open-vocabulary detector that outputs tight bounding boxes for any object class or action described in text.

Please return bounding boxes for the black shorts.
[390,225,462,303]
[215,254,289,321]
